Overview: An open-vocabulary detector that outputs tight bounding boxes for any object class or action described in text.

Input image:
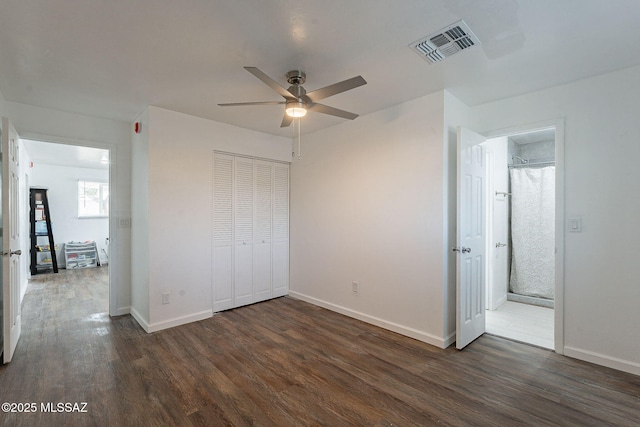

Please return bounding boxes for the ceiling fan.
[218,67,367,127]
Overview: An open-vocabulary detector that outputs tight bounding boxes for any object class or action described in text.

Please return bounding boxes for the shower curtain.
[509,166,555,299]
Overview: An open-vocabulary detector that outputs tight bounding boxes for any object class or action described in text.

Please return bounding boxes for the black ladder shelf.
[30,188,58,275]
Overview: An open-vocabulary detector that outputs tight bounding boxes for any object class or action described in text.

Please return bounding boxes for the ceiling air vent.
[410,20,480,64]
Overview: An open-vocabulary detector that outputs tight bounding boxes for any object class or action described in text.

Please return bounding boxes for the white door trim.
[16,132,119,317]
[481,118,565,355]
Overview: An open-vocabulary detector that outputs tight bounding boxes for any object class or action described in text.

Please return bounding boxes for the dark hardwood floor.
[1,268,639,426]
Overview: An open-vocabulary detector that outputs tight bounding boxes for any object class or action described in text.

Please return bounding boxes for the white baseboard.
[129,306,150,333]
[146,309,213,333]
[443,331,456,348]
[564,346,640,376]
[112,306,130,316]
[288,291,448,349]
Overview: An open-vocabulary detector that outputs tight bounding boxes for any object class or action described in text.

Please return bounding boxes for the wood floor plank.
[1,267,639,426]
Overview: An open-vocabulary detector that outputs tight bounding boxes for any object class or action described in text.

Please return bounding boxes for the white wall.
[469,64,640,375]
[130,108,150,324]
[29,164,109,267]
[130,106,290,332]
[3,101,132,316]
[290,92,452,347]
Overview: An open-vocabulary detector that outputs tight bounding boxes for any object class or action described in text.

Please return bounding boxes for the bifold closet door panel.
[272,242,289,297]
[213,247,233,311]
[254,160,273,302]
[234,244,253,306]
[254,243,272,301]
[213,154,234,311]
[234,157,255,307]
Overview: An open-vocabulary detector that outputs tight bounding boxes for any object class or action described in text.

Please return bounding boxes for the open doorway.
[22,139,110,312]
[482,128,556,349]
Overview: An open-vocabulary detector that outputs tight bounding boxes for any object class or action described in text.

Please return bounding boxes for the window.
[78,181,109,218]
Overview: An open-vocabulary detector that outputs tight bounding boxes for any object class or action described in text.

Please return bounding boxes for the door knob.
[461,247,471,253]
[1,249,22,256]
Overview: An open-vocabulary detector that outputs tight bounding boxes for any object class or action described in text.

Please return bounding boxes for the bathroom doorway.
[482,127,557,349]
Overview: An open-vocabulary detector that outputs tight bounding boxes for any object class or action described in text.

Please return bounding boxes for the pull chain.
[292,118,302,160]
[292,120,295,159]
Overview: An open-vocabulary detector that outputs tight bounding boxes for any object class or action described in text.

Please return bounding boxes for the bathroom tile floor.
[486,301,554,349]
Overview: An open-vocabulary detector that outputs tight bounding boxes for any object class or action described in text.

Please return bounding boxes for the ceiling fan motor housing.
[286,70,306,85]
[286,71,307,107]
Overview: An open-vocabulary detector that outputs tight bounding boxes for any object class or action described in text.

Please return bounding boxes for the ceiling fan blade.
[280,114,293,128]
[305,75,367,103]
[218,101,285,107]
[308,103,359,120]
[244,66,296,99]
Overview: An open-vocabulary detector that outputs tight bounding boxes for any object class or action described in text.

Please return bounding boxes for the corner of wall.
[130,107,150,322]
[129,305,150,333]
[290,93,450,345]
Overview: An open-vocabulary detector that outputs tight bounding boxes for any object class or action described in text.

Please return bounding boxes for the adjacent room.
[0,1,639,425]
[483,129,557,349]
[24,140,110,271]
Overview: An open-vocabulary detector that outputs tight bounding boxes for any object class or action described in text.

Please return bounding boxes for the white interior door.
[2,117,22,363]
[456,126,486,350]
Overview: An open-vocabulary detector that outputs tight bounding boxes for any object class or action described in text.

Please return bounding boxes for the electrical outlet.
[352,281,359,294]
[162,292,170,305]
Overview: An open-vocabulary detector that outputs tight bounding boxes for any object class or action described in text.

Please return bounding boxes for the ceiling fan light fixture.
[285,99,307,118]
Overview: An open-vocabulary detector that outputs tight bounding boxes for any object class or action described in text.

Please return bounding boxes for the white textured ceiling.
[23,140,109,170]
[1,1,640,138]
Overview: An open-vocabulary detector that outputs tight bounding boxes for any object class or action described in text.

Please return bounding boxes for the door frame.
[481,118,565,354]
[19,132,118,316]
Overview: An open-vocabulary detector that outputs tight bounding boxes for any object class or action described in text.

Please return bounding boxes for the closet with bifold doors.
[212,152,289,312]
